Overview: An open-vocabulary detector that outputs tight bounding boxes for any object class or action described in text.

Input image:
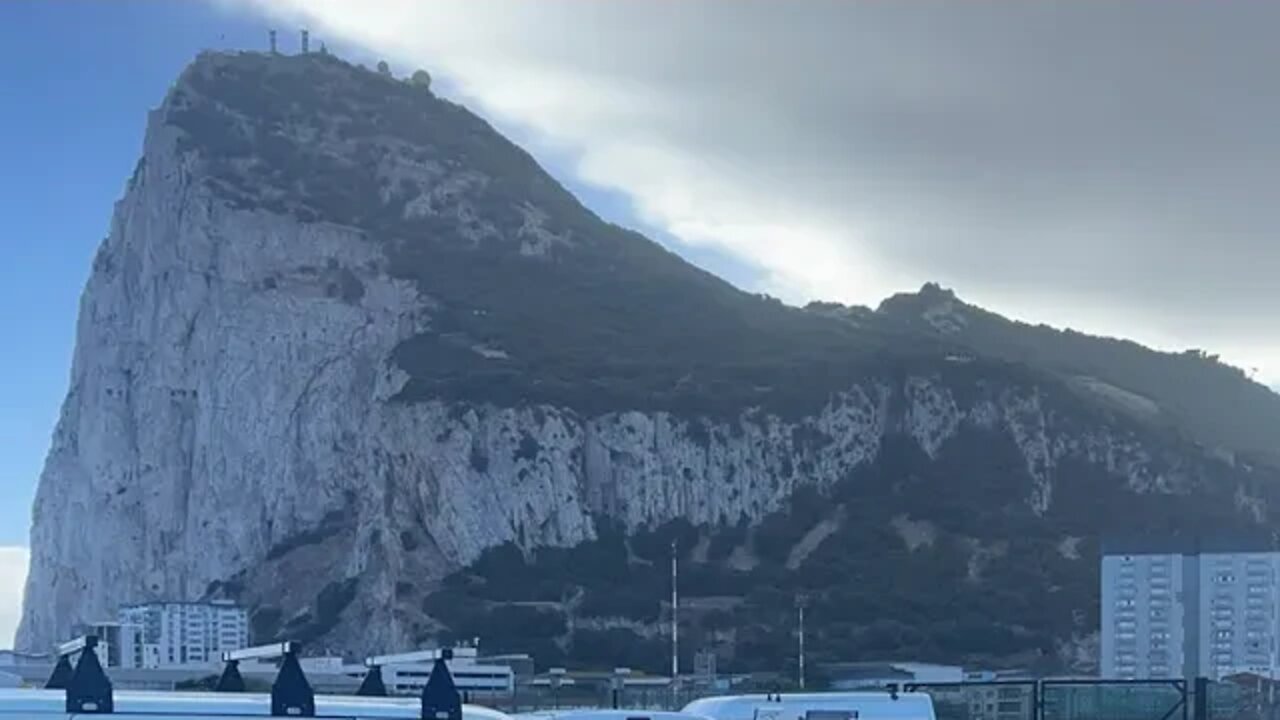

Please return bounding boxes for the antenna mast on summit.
[301,29,310,54]
[268,30,277,54]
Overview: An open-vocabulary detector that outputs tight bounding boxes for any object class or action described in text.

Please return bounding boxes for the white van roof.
[0,688,514,719]
[683,692,936,720]
[515,710,711,720]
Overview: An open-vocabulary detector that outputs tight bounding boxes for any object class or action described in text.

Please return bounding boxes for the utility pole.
[549,668,565,709]
[672,539,679,705]
[1270,531,1278,708]
[796,594,809,690]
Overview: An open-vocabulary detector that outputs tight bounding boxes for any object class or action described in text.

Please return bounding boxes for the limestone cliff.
[18,51,1280,667]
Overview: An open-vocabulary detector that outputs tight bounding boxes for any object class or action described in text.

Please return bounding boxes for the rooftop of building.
[815,661,964,680]
[1102,531,1279,556]
[117,599,246,611]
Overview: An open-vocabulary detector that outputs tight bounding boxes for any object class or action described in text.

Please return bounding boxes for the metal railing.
[901,677,1280,720]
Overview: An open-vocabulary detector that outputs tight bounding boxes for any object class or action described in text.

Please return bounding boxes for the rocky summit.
[18,50,1280,673]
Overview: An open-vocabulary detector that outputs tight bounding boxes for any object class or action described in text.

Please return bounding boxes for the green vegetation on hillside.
[874,285,1280,467]
[424,425,1279,673]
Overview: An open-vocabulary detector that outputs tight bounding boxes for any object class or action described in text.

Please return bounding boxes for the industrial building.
[367,647,517,697]
[815,661,964,691]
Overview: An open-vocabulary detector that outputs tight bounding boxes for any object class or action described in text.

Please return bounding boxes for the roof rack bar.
[367,649,444,666]
[57,634,94,657]
[224,641,296,663]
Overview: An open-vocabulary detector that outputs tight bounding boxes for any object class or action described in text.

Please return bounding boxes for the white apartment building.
[1197,551,1279,678]
[1101,537,1280,680]
[116,600,249,668]
[1100,549,1187,679]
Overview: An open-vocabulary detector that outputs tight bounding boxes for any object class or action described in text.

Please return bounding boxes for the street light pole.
[1270,531,1278,708]
[672,540,679,705]
[796,594,808,690]
[612,667,631,709]
[550,668,566,709]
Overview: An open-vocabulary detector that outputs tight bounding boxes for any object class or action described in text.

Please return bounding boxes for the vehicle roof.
[682,692,934,719]
[0,688,513,719]
[684,692,932,706]
[514,710,711,720]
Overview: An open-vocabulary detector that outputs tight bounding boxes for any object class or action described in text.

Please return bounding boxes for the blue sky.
[0,1,262,548]
[0,1,758,551]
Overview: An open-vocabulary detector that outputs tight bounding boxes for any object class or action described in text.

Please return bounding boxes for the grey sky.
[241,0,1280,382]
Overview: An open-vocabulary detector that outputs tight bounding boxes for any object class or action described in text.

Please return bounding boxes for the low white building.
[0,651,52,668]
[820,660,964,691]
[251,647,517,697]
[372,648,516,697]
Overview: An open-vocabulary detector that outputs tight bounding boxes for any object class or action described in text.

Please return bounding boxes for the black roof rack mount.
[224,642,315,717]
[215,657,247,693]
[357,664,388,697]
[40,635,464,718]
[44,654,72,690]
[57,635,113,714]
[421,649,462,720]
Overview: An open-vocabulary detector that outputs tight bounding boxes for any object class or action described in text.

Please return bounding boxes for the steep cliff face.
[18,51,1280,666]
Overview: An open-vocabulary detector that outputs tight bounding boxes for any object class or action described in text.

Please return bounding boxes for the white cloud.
[230,0,1280,379]
[0,547,28,649]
